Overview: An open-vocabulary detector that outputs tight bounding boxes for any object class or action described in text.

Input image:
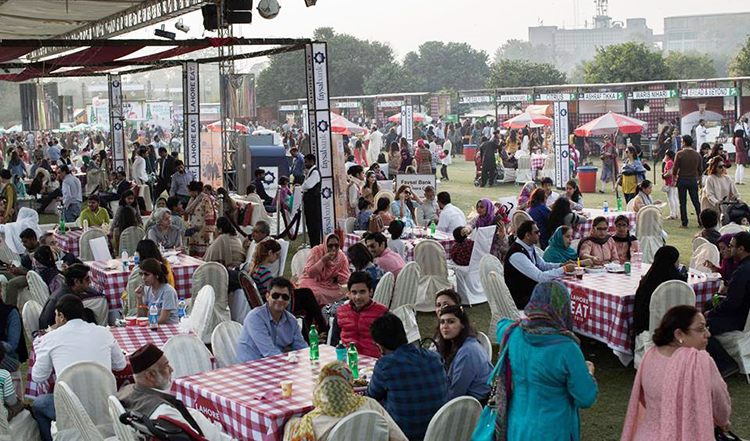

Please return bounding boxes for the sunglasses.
[271,292,291,301]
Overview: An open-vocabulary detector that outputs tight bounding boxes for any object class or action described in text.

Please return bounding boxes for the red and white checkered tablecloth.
[172,345,378,441]
[343,232,455,262]
[53,228,87,257]
[560,263,720,361]
[531,154,547,171]
[572,209,638,240]
[87,254,204,311]
[25,324,188,399]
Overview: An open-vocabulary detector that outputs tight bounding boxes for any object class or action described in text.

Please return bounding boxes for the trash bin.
[577,166,598,193]
[464,144,476,161]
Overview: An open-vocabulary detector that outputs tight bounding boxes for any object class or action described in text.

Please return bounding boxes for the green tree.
[256,27,396,107]
[401,41,489,92]
[486,59,566,88]
[493,39,555,65]
[583,42,669,83]
[665,51,717,79]
[362,63,421,95]
[729,36,750,76]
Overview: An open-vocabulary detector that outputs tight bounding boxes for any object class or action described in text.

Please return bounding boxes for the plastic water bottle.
[308,325,319,361]
[121,251,129,271]
[148,303,158,330]
[177,298,187,319]
[603,201,609,213]
[336,341,347,362]
[347,342,359,379]
[133,252,140,266]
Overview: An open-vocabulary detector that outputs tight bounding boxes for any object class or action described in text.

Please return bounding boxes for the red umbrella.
[206,120,249,133]
[331,113,365,135]
[501,111,553,129]
[574,111,647,137]
[387,112,431,123]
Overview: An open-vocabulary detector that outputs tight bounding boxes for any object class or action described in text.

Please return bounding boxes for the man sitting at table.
[39,232,82,268]
[0,227,38,306]
[541,177,560,208]
[100,170,132,208]
[77,194,110,227]
[436,191,467,234]
[236,277,307,362]
[38,264,107,330]
[32,294,127,441]
[244,220,274,267]
[364,232,405,277]
[118,344,232,441]
[367,312,448,441]
[504,220,575,309]
[329,271,388,358]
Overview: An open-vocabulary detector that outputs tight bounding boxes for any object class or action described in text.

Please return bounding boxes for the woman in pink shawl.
[297,233,351,305]
[621,305,732,441]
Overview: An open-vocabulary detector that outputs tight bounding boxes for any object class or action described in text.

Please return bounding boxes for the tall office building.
[662,12,750,55]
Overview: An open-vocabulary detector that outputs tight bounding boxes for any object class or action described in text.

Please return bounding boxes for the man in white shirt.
[32,294,127,441]
[696,119,709,147]
[118,344,232,440]
[131,146,149,185]
[504,220,575,309]
[436,192,466,234]
[301,154,322,246]
[541,177,560,208]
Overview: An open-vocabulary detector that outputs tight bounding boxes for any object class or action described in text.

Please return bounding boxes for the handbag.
[715,428,741,441]
[471,369,500,441]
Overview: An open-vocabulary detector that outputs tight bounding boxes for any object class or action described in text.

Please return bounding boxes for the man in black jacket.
[154,146,176,200]
[706,231,750,377]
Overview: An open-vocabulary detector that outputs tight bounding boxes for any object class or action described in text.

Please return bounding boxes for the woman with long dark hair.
[435,304,492,401]
[547,197,586,236]
[135,257,179,325]
[204,216,246,268]
[565,180,583,211]
[632,246,686,335]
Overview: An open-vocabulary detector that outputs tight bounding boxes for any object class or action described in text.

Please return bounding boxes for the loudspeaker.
[202,4,221,31]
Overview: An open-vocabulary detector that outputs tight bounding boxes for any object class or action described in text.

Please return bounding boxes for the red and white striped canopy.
[574,111,647,137]
[502,111,553,129]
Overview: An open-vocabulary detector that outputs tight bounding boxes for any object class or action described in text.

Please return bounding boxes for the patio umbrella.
[7,124,21,133]
[502,111,553,129]
[387,112,432,123]
[574,111,647,137]
[207,120,249,133]
[72,123,89,132]
[331,113,365,135]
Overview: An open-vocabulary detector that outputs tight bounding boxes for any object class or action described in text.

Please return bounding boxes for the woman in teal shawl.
[543,225,578,263]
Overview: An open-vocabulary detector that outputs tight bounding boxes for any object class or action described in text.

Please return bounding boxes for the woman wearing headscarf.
[204,216,246,269]
[398,146,414,173]
[492,281,598,441]
[621,305,731,441]
[632,246,686,336]
[703,233,738,284]
[543,226,580,264]
[517,181,536,210]
[611,215,640,264]
[463,198,498,233]
[414,140,432,175]
[297,233,351,305]
[577,216,618,265]
[284,362,407,441]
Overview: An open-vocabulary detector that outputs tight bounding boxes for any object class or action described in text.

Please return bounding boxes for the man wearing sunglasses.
[236,277,307,362]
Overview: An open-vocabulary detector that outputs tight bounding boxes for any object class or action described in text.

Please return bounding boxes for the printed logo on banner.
[315,110,332,177]
[185,62,200,114]
[553,102,570,188]
[312,43,330,111]
[570,288,590,326]
[320,178,336,236]
[194,395,222,423]
[395,174,436,198]
[111,120,125,173]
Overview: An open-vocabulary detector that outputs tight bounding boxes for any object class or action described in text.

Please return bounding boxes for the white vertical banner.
[553,102,570,188]
[183,62,201,181]
[401,104,413,145]
[306,42,337,237]
[107,74,126,175]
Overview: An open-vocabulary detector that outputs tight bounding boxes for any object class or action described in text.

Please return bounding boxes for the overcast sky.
[133,0,746,59]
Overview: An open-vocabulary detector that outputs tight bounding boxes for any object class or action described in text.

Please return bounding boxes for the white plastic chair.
[454,226,495,305]
[485,271,523,343]
[414,206,426,227]
[389,262,421,310]
[191,262,230,343]
[327,410,389,441]
[22,300,42,341]
[715,312,750,384]
[635,206,663,263]
[634,280,696,369]
[290,247,311,282]
[423,396,482,441]
[211,321,243,368]
[118,226,145,256]
[276,238,290,277]
[162,334,214,378]
[372,271,395,308]
[511,210,532,235]
[83,297,109,326]
[26,271,50,309]
[79,229,107,262]
[539,154,555,180]
[626,197,637,212]
[107,396,137,441]
[344,217,356,234]
[692,236,711,252]
[478,254,503,295]
[124,266,143,317]
[719,223,746,235]
[57,362,117,438]
[391,304,420,344]
[54,382,105,441]
[515,156,532,183]
[413,240,453,312]
[689,242,720,274]
[476,332,493,360]
[188,285,216,344]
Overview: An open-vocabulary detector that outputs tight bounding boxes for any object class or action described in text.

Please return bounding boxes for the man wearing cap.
[32,294,127,441]
[118,344,231,440]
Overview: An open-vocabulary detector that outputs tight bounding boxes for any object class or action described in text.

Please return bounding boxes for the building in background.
[660,12,750,56]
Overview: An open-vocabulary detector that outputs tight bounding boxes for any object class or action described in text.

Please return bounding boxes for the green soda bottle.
[308,325,319,361]
[347,342,359,379]
[430,220,436,236]
[617,197,623,212]
[58,214,66,234]
[713,293,722,308]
